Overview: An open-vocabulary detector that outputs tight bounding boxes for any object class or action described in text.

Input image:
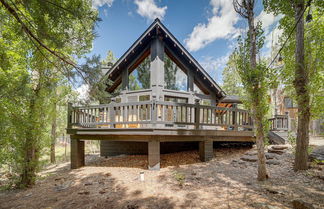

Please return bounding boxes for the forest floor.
[0,143,324,209]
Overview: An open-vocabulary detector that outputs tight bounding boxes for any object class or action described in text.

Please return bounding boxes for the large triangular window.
[164,53,188,91]
[128,55,151,91]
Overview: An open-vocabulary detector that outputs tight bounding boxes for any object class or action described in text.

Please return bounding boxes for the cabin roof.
[105,18,226,99]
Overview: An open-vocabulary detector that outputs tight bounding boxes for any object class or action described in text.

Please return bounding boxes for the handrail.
[269,115,289,131]
[67,101,254,131]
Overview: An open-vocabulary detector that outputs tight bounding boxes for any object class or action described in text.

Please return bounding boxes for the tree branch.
[0,0,88,83]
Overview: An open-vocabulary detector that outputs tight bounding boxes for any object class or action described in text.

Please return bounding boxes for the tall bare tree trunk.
[50,101,57,164]
[233,0,268,180]
[294,0,310,171]
[247,1,268,181]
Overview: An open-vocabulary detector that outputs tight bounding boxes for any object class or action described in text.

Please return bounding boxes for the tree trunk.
[294,0,310,171]
[50,101,57,164]
[247,0,268,180]
[255,107,269,180]
[20,89,40,187]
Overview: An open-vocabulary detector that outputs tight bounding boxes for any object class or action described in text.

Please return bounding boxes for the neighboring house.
[67,19,255,170]
[270,85,323,136]
[270,86,298,132]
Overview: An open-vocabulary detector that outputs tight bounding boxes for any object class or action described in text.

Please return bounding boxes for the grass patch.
[173,171,186,186]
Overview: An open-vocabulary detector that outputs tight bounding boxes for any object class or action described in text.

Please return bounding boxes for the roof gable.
[105,18,226,99]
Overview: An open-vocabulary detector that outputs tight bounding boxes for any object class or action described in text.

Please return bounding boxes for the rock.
[84,182,92,186]
[78,190,90,195]
[241,155,258,162]
[309,145,324,161]
[25,193,32,197]
[265,153,278,160]
[270,145,290,150]
[268,148,286,155]
[265,188,279,194]
[245,150,258,156]
[266,160,280,165]
[251,202,282,209]
[99,190,106,194]
[54,184,69,192]
[127,204,139,209]
[291,199,315,209]
[238,160,246,164]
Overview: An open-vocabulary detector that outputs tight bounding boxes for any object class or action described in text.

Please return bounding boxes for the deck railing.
[67,101,254,131]
[269,115,289,131]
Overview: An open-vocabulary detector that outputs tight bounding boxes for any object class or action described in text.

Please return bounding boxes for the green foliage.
[0,0,98,187]
[137,56,151,89]
[234,22,272,138]
[102,50,116,65]
[81,55,111,103]
[129,74,141,91]
[264,1,324,119]
[164,55,178,90]
[173,172,185,185]
[128,56,151,91]
[222,53,244,96]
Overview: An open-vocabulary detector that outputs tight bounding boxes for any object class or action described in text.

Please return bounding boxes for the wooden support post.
[151,99,157,127]
[109,100,116,128]
[232,104,238,131]
[71,139,85,169]
[121,68,129,91]
[67,102,72,129]
[148,140,160,170]
[199,139,213,162]
[188,70,194,92]
[150,37,164,101]
[195,99,200,129]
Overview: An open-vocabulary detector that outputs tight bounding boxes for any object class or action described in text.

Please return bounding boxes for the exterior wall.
[100,141,198,156]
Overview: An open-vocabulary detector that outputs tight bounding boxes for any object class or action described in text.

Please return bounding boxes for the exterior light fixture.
[140,172,144,181]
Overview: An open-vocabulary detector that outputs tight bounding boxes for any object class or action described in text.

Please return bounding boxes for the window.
[139,95,150,101]
[193,83,205,94]
[165,96,188,103]
[201,99,211,105]
[284,97,294,108]
[164,54,188,91]
[129,56,150,91]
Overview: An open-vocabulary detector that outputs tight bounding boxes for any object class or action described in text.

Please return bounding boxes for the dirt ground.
[0,145,323,209]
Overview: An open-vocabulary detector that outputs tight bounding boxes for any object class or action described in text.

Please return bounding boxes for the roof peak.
[154,18,161,23]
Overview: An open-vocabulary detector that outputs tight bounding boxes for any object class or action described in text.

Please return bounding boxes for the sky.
[89,0,282,84]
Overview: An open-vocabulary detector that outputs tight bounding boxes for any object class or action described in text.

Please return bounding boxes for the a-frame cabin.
[67,19,254,170]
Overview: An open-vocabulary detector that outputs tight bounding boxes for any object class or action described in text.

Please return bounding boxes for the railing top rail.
[72,101,251,114]
[72,101,153,109]
[155,101,195,107]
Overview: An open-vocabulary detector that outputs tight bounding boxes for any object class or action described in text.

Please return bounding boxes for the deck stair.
[269,131,295,144]
[268,115,294,145]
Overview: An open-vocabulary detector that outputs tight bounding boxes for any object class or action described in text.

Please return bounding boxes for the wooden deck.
[68,128,254,142]
[67,101,255,170]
